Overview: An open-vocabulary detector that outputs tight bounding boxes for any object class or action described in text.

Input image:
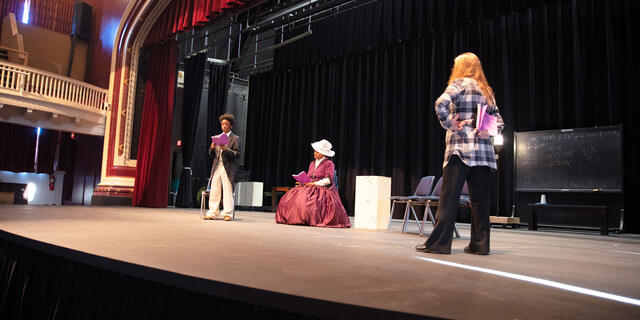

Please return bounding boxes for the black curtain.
[175,52,207,207]
[205,62,230,175]
[248,40,437,216]
[57,132,75,172]
[0,122,37,173]
[247,0,639,231]
[274,0,569,70]
[0,124,58,174]
[35,129,59,175]
[58,132,76,202]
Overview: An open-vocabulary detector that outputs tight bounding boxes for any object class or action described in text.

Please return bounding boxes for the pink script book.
[476,104,498,136]
[292,171,312,184]
[211,134,229,145]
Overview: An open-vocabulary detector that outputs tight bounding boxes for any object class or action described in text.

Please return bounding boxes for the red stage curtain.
[145,0,256,44]
[1,0,74,35]
[0,0,23,19]
[29,0,74,34]
[193,0,208,25]
[0,122,37,173]
[132,40,177,207]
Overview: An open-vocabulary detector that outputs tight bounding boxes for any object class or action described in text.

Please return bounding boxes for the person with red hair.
[416,52,504,255]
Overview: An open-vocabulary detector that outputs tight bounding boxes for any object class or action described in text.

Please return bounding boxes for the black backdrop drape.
[0,122,37,173]
[205,63,230,174]
[35,128,59,175]
[248,40,440,217]
[0,124,58,174]
[247,0,639,231]
[175,53,207,207]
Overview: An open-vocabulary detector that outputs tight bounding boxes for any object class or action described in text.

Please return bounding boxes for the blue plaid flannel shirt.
[435,78,504,170]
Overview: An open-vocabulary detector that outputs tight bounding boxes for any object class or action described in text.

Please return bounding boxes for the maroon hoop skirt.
[275,185,351,228]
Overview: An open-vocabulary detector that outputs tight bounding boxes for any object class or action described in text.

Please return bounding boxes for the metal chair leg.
[426,206,459,238]
[453,222,460,238]
[232,192,236,220]
[200,191,207,219]
[401,201,411,233]
[410,205,423,234]
[420,202,460,238]
[387,200,397,230]
[421,201,437,236]
[427,207,436,226]
[420,201,430,236]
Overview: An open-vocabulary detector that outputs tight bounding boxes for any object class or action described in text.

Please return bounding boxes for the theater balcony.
[0,60,108,136]
[0,12,108,136]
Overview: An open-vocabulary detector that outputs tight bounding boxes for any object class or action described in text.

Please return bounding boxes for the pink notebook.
[211,134,229,145]
[292,171,312,184]
[476,104,498,136]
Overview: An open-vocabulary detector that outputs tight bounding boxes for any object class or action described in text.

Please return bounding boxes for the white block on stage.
[234,182,263,206]
[354,176,391,229]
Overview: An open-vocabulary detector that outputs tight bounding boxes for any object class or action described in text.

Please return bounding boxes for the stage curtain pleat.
[207,63,229,139]
[35,128,59,174]
[28,0,74,34]
[146,0,258,44]
[247,0,639,230]
[0,122,37,173]
[132,41,178,208]
[193,0,208,25]
[56,132,75,172]
[1,0,73,35]
[205,62,230,173]
[175,52,207,208]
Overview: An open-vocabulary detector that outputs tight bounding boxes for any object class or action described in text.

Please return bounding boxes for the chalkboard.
[514,125,623,192]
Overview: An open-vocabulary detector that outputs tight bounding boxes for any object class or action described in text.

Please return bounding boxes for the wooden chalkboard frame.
[514,125,623,193]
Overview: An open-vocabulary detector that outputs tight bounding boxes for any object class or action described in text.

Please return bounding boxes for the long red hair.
[447,52,495,104]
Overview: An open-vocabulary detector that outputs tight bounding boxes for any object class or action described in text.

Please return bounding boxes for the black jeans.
[425,155,491,253]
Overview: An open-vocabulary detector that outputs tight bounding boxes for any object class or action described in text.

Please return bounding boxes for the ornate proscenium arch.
[93,0,173,204]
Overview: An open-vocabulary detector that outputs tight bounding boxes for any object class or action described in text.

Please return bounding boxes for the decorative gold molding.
[122,0,173,165]
[100,0,175,186]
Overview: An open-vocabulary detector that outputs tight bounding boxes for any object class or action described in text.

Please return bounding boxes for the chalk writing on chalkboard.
[514,125,622,192]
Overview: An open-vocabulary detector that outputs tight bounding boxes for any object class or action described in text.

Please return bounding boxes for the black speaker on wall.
[72,1,92,39]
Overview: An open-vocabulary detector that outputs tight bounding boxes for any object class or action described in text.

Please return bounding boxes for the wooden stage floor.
[1,204,639,319]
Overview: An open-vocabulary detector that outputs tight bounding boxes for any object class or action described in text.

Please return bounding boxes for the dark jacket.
[209,132,240,183]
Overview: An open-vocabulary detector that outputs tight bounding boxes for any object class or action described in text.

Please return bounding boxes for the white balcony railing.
[0,60,108,115]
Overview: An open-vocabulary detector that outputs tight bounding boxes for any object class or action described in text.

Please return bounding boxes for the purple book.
[292,171,312,184]
[212,134,229,145]
[476,104,498,136]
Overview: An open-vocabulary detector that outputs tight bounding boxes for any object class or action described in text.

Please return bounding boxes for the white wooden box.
[354,176,391,229]
[234,182,263,206]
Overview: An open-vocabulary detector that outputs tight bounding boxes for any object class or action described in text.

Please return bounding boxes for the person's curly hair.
[219,113,235,125]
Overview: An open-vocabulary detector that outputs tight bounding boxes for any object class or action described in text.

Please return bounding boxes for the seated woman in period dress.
[275,139,351,228]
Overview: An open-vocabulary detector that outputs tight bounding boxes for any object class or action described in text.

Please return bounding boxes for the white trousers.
[208,163,234,217]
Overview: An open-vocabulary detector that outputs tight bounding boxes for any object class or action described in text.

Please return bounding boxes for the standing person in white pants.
[205,113,240,221]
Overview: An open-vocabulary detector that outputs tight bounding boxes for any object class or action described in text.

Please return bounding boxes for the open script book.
[212,134,229,145]
[292,171,312,184]
[476,104,498,136]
